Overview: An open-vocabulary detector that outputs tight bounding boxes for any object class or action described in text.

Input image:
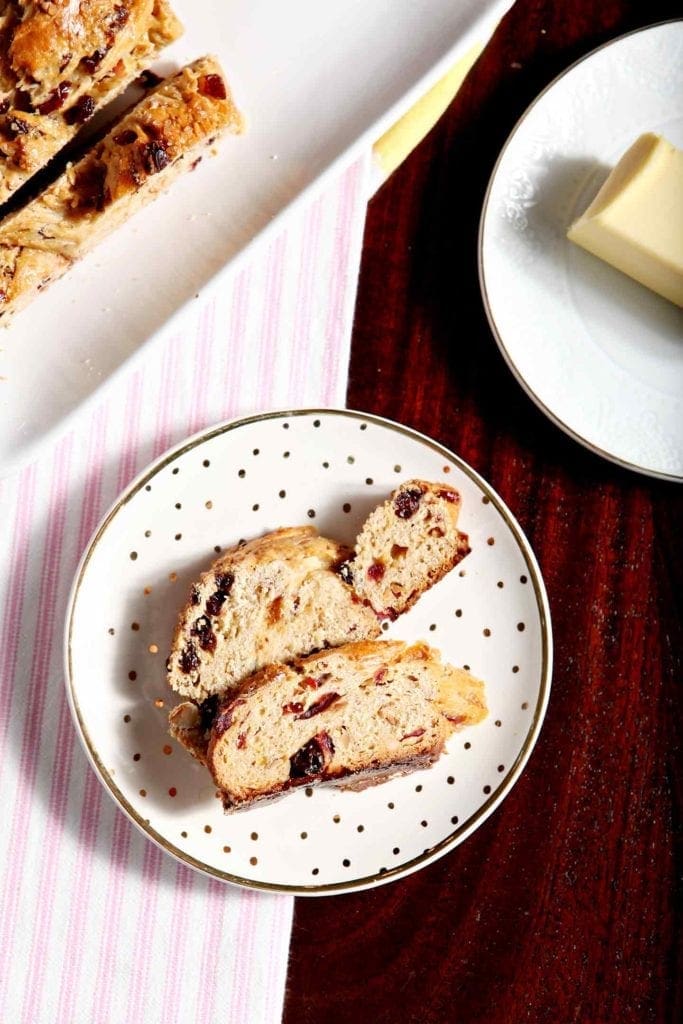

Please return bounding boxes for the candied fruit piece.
[198,694,219,730]
[198,74,227,100]
[335,560,354,586]
[64,94,95,125]
[80,49,107,74]
[206,571,234,616]
[401,728,425,740]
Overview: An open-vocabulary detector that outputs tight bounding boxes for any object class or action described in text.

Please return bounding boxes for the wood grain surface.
[283,2,683,1022]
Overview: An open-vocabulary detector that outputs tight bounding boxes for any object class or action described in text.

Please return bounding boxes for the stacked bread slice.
[167,480,488,810]
[0,2,244,322]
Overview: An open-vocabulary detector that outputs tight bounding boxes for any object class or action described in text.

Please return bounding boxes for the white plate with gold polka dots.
[65,409,552,895]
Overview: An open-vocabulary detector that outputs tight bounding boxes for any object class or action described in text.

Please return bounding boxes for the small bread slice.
[350,479,470,618]
[167,527,381,703]
[0,0,184,204]
[0,55,242,322]
[205,640,487,810]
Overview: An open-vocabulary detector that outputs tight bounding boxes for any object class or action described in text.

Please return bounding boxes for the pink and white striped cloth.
[0,155,369,1024]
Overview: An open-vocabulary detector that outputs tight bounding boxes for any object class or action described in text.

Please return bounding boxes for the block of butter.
[567,133,683,307]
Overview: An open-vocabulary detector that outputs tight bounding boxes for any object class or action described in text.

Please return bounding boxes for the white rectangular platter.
[0,0,510,475]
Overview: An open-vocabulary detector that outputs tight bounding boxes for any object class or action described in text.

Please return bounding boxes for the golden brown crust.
[0,0,183,203]
[0,56,242,321]
[8,0,152,103]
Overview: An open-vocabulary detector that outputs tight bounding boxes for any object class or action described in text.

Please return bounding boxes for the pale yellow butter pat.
[567,133,683,307]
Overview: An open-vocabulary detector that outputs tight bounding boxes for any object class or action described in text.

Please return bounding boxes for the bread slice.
[349,479,470,618]
[204,640,487,810]
[167,527,381,703]
[0,0,183,204]
[0,55,242,322]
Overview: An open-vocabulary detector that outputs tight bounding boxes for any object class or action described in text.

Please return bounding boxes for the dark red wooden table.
[283,2,682,1021]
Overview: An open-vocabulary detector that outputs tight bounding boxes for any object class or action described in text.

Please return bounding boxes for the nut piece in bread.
[204,640,487,811]
[0,0,183,204]
[167,527,381,703]
[0,55,242,322]
[349,479,470,618]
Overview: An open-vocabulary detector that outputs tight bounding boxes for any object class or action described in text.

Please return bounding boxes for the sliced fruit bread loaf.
[0,55,242,321]
[168,479,473,766]
[0,0,183,204]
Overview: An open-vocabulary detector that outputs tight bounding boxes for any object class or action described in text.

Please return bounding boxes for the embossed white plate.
[65,410,552,894]
[480,21,683,480]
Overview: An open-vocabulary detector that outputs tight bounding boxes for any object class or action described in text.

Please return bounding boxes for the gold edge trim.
[477,19,683,485]
[65,407,553,896]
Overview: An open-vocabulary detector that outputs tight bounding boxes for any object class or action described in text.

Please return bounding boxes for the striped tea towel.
[0,154,370,1024]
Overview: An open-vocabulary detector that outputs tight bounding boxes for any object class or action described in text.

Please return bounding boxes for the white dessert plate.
[479,21,683,480]
[65,409,552,895]
[0,0,511,476]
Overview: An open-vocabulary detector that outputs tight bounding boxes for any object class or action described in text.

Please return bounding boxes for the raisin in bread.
[167,527,381,703]
[0,55,242,322]
[349,479,470,618]
[203,640,487,810]
[0,0,183,204]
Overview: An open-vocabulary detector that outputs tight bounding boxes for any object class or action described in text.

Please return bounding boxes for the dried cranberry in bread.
[0,1,183,204]
[167,527,381,703]
[0,55,242,322]
[349,479,470,618]
[205,640,487,811]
